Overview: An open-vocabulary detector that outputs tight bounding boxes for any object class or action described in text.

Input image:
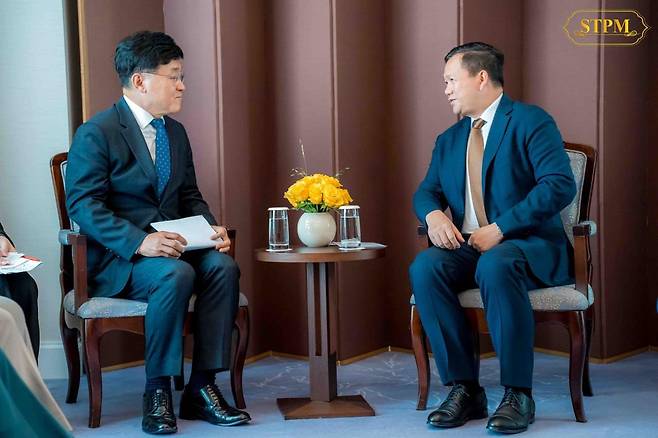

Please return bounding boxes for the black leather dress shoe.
[427,384,488,428]
[142,388,177,435]
[486,387,535,434]
[179,384,251,426]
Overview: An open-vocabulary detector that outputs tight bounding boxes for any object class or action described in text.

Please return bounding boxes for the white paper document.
[0,252,43,275]
[150,215,218,251]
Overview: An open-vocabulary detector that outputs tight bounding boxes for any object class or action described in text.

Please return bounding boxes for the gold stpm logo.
[563,9,650,46]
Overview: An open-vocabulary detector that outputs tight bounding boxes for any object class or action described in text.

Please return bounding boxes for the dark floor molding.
[534,346,655,364]
[99,345,658,373]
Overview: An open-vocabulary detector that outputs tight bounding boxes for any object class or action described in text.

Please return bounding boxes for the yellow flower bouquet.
[284,173,353,213]
[283,139,353,213]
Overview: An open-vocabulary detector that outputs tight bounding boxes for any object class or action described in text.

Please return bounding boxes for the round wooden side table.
[255,243,386,420]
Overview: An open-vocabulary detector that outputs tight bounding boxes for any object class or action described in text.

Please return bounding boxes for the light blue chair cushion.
[64,291,248,319]
[410,284,593,311]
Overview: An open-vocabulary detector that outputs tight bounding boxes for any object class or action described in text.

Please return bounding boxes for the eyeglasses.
[141,71,185,84]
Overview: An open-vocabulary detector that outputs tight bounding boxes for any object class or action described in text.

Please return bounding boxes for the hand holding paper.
[151,216,218,252]
[0,235,16,264]
[0,252,43,274]
[210,225,231,253]
[137,232,187,258]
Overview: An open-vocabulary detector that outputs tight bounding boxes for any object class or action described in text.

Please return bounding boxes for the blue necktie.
[151,118,171,198]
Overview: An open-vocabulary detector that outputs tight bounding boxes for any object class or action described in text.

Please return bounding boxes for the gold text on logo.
[564,10,649,46]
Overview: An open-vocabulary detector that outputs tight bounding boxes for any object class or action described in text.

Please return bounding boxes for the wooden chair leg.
[231,306,249,409]
[83,319,103,428]
[583,315,594,397]
[410,305,430,410]
[174,336,185,391]
[568,311,587,423]
[61,313,81,404]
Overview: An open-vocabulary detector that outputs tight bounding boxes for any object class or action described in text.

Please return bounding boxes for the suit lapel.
[482,94,513,194]
[451,118,471,215]
[116,98,158,193]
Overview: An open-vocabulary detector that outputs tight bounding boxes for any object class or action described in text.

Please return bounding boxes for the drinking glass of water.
[338,205,361,249]
[268,207,290,251]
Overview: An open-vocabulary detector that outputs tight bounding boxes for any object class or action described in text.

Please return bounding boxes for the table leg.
[308,262,337,401]
[276,262,375,420]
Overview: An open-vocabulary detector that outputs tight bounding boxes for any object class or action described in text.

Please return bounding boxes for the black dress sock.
[145,376,171,392]
[454,380,483,395]
[186,369,216,393]
[508,386,532,398]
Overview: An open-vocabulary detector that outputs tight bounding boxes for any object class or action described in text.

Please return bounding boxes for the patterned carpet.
[45,350,658,437]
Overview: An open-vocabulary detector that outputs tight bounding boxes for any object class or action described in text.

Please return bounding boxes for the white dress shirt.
[461,93,503,234]
[123,95,162,162]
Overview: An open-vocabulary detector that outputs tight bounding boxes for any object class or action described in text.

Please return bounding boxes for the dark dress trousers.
[65,97,239,378]
[410,94,577,388]
[0,222,40,360]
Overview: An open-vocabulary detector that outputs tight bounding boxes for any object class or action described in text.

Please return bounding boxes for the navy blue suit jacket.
[66,98,217,298]
[413,94,577,286]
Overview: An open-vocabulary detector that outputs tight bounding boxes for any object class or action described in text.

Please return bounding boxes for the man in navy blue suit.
[410,42,576,434]
[66,31,250,434]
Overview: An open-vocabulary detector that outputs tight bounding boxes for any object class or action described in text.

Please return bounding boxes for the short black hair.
[114,31,184,88]
[444,42,504,87]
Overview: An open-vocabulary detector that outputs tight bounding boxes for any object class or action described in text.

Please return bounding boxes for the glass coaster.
[338,246,365,251]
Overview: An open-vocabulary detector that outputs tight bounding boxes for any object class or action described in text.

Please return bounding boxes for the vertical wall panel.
[649,4,658,347]
[333,0,389,357]
[522,0,603,356]
[600,0,651,356]
[523,0,600,147]
[385,0,460,349]
[80,0,164,119]
[260,0,336,355]
[461,0,524,100]
[214,0,269,356]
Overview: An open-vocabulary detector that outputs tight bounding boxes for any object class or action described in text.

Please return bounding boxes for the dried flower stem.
[299,138,308,175]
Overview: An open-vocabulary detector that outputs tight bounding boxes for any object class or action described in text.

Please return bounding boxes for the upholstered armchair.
[50,152,249,428]
[410,143,597,422]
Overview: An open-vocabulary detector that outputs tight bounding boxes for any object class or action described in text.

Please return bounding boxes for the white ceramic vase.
[297,212,336,247]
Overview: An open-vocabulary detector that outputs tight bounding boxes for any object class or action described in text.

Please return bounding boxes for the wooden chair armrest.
[572,221,596,299]
[59,229,89,310]
[58,229,78,246]
[226,228,236,259]
[416,225,433,249]
[573,220,597,237]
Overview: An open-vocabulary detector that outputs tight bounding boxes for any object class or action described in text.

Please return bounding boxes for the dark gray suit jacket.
[65,97,217,297]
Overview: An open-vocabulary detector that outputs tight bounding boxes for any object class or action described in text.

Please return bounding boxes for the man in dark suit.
[0,221,39,359]
[66,31,250,434]
[410,42,576,434]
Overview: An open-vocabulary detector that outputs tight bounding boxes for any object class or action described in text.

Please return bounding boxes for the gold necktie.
[467,118,488,227]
